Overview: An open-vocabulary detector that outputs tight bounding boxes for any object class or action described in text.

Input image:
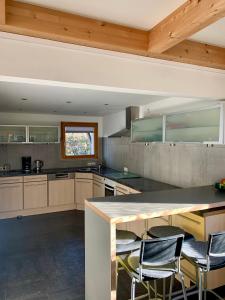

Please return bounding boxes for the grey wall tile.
[103,138,225,188]
[0,138,103,170]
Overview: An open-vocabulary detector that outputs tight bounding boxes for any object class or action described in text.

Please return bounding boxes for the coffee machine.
[22,156,32,173]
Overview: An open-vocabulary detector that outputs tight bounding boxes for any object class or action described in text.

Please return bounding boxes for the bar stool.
[127,235,187,300]
[116,230,150,299]
[182,231,225,300]
[147,225,194,298]
[148,225,193,241]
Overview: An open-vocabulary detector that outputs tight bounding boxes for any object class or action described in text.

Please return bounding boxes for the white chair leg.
[131,277,136,300]
[168,275,174,300]
[178,272,187,300]
[147,282,151,300]
[198,269,203,300]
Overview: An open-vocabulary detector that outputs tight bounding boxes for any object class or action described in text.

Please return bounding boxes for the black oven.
[105,184,115,196]
[104,178,116,196]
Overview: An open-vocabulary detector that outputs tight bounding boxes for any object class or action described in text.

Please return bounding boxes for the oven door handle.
[105,185,115,192]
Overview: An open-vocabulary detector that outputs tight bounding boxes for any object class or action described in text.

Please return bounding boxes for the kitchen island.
[85,185,225,300]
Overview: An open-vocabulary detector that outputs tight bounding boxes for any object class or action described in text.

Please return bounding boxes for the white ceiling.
[0,81,166,116]
[190,18,225,48]
[17,0,186,30]
[16,0,225,48]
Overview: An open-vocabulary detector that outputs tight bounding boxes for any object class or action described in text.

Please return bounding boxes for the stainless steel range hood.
[108,106,140,138]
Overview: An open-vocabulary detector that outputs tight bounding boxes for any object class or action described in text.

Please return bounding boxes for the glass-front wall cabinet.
[165,107,221,143]
[131,116,163,142]
[29,126,59,143]
[0,125,59,144]
[0,126,26,143]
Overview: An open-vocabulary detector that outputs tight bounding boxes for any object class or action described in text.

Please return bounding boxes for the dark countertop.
[116,177,177,192]
[0,167,177,193]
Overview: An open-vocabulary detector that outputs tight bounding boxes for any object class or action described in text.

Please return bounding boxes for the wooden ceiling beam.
[148,0,225,54]
[0,0,225,70]
[0,0,6,24]
[157,40,225,70]
[1,0,148,56]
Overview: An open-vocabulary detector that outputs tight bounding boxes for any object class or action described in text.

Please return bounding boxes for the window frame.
[61,122,98,159]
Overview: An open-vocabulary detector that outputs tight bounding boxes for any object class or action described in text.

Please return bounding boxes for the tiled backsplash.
[0,139,102,170]
[103,137,225,188]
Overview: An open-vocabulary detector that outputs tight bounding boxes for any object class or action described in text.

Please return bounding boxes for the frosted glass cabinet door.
[132,117,163,142]
[0,126,26,143]
[166,108,220,143]
[29,126,59,143]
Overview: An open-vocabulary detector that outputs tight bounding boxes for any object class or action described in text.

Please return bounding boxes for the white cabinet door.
[24,181,48,209]
[75,179,93,210]
[93,181,105,198]
[48,179,75,207]
[0,183,23,212]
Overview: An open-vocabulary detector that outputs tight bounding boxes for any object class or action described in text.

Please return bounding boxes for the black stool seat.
[182,239,225,271]
[148,225,193,240]
[116,230,141,255]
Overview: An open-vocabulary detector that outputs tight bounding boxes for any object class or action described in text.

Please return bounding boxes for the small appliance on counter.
[33,160,44,173]
[22,156,32,173]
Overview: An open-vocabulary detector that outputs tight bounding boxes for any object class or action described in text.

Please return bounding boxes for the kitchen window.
[61,122,98,159]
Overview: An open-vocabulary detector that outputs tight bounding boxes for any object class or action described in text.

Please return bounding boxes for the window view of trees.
[65,132,94,156]
[61,122,98,159]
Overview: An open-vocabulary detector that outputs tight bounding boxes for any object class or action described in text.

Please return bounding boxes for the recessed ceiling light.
[66,101,72,104]
[21,98,28,101]
[104,104,109,106]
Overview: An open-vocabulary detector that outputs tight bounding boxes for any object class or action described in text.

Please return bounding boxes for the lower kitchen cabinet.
[93,181,104,197]
[24,181,48,209]
[75,179,93,210]
[0,182,23,212]
[48,179,75,206]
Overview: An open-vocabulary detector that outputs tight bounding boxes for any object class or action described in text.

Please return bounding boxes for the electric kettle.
[33,160,44,172]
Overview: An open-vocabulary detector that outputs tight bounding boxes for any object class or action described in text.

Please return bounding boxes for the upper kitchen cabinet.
[29,126,59,143]
[0,125,26,143]
[0,125,59,144]
[131,116,163,142]
[165,107,221,143]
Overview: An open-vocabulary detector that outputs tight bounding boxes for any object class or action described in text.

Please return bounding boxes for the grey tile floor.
[0,210,224,300]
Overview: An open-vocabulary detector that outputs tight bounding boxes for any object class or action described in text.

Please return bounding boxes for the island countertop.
[86,185,225,224]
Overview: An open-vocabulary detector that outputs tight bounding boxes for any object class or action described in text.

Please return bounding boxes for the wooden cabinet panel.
[93,181,105,198]
[0,183,23,212]
[75,172,93,179]
[48,179,74,207]
[0,176,23,184]
[75,179,93,210]
[116,183,130,195]
[24,175,47,183]
[24,181,47,209]
[93,174,104,184]
[171,212,205,240]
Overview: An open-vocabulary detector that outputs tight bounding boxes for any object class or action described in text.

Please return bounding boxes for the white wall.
[103,110,125,137]
[0,112,103,136]
[1,33,225,100]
